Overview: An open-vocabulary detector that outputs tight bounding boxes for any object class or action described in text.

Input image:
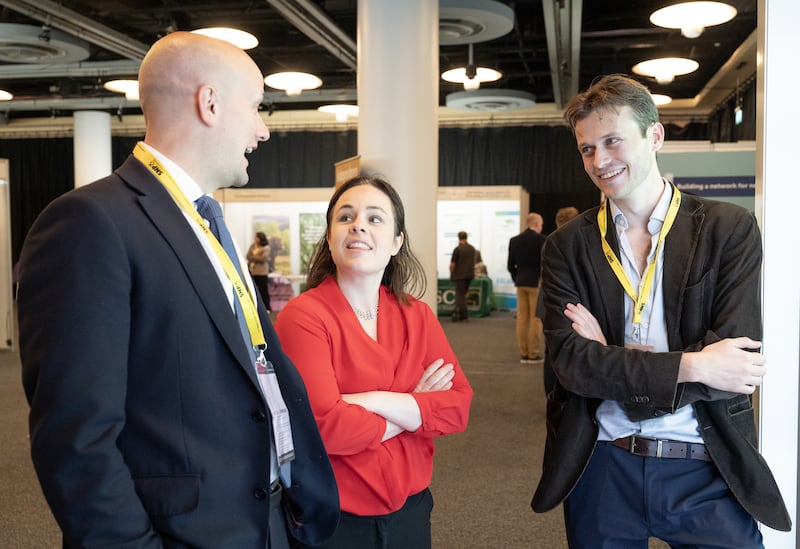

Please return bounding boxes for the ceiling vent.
[0,23,90,64]
[439,0,514,45]
[446,89,537,112]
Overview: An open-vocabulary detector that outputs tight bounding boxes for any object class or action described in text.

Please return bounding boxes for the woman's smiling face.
[327,184,403,278]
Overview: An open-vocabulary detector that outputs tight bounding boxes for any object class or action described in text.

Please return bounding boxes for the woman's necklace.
[352,305,379,321]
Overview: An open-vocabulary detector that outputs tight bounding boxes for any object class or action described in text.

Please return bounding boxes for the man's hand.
[414,358,455,392]
[679,337,766,394]
[564,303,608,345]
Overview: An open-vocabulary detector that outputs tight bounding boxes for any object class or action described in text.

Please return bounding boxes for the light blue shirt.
[596,181,703,443]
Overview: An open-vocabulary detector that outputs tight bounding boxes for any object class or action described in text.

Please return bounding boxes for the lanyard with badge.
[133,142,295,466]
[597,185,681,336]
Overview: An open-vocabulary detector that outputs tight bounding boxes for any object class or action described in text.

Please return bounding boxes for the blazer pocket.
[682,271,713,337]
[134,474,201,517]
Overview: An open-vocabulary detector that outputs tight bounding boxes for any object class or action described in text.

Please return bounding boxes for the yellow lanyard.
[133,143,266,348]
[597,186,681,326]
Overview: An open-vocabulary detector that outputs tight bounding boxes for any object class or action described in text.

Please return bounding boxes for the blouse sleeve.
[274,301,388,455]
[409,303,473,438]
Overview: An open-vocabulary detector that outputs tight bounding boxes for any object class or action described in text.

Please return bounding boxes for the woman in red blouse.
[275,176,473,549]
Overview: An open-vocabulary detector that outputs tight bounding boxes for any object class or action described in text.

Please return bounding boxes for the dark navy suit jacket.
[531,189,790,532]
[19,156,339,548]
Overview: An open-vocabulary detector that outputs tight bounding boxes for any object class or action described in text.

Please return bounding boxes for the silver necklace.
[352,305,379,321]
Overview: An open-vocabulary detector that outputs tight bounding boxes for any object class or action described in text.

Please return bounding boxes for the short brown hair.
[563,74,659,137]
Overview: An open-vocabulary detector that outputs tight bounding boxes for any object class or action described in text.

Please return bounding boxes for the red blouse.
[275,276,473,515]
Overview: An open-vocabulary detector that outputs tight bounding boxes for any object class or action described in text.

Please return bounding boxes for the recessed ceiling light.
[650,2,737,39]
[0,89,13,101]
[191,27,259,50]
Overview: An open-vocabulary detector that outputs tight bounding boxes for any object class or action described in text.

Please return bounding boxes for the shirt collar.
[138,142,205,204]
[609,179,673,236]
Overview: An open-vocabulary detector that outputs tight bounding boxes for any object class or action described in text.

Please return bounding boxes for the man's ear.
[651,121,665,151]
[197,84,217,126]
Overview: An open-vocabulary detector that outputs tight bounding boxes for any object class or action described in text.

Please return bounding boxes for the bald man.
[507,212,547,363]
[18,32,338,548]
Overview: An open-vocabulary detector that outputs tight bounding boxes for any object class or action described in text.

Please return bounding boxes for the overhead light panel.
[650,2,737,39]
[191,27,259,50]
[632,57,699,84]
[318,104,359,122]
[264,72,322,96]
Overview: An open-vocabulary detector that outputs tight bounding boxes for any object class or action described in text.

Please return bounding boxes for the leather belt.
[611,435,711,462]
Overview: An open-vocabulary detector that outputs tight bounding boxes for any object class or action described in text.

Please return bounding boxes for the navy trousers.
[563,442,763,549]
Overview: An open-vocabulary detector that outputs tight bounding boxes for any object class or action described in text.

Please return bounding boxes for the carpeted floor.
[0,308,670,548]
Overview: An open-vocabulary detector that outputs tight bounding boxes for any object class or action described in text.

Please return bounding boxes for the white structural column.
[757,0,799,546]
[357,0,439,310]
[73,111,112,188]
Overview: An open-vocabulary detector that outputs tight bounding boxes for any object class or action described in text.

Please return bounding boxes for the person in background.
[17,31,338,549]
[449,230,476,322]
[275,175,473,549]
[538,206,580,396]
[531,74,790,545]
[474,249,489,278]
[507,212,546,363]
[247,231,273,312]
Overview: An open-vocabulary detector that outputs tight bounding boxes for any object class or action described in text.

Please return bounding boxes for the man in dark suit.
[531,75,790,546]
[507,213,546,363]
[18,32,338,548]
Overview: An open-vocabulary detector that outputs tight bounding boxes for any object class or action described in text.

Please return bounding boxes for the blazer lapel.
[116,157,259,385]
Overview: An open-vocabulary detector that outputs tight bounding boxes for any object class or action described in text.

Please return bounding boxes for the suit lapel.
[116,157,259,385]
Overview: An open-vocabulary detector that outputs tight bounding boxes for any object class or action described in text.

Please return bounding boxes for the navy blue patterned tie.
[194,195,247,284]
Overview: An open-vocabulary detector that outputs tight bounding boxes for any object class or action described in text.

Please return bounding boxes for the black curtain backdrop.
[3,121,717,263]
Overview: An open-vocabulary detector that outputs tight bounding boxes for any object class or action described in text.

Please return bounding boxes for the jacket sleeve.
[673,208,763,407]
[18,191,163,548]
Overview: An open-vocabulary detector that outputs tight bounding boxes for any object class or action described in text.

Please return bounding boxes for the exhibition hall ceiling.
[0,0,757,120]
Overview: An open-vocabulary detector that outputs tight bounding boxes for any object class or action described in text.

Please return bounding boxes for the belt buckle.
[629,435,662,458]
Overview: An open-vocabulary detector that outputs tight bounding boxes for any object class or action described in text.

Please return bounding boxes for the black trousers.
[293,489,433,549]
[252,274,272,311]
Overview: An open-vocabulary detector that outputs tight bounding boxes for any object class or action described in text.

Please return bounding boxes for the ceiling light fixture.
[441,43,502,90]
[650,2,737,39]
[632,57,699,84]
[104,79,139,101]
[0,89,13,101]
[650,94,673,106]
[318,104,359,122]
[190,27,259,50]
[264,72,322,96]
